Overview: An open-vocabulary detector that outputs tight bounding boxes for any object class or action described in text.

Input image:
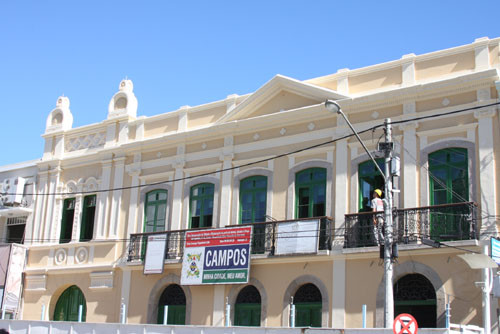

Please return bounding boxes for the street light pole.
[325,100,395,328]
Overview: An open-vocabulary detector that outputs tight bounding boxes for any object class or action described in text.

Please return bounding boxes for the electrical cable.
[1,101,499,197]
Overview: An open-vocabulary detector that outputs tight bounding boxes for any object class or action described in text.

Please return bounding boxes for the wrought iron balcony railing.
[344,202,478,248]
[127,217,334,262]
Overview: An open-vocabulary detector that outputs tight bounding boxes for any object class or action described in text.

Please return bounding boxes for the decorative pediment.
[216,75,348,124]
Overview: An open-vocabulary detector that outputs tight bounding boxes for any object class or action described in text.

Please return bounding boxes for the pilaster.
[109,156,126,238]
[331,258,346,328]
[401,53,416,86]
[334,138,348,232]
[474,105,497,238]
[400,121,419,208]
[219,136,234,228]
[96,159,113,239]
[212,285,225,326]
[44,167,61,244]
[474,37,490,71]
[126,154,141,238]
[32,170,48,244]
[336,68,349,95]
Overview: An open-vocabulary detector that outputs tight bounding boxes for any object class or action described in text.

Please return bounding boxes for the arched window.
[394,274,437,328]
[429,148,468,205]
[234,285,261,326]
[157,284,186,325]
[295,168,326,218]
[190,183,214,228]
[293,283,322,327]
[144,190,168,233]
[428,148,469,240]
[358,159,384,212]
[53,285,86,322]
[239,176,267,224]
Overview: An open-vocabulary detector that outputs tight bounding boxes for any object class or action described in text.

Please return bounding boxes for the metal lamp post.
[325,100,395,328]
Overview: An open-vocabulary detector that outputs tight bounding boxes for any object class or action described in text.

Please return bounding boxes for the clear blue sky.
[1,1,499,166]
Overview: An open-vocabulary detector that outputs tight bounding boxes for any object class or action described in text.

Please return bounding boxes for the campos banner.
[181,226,252,285]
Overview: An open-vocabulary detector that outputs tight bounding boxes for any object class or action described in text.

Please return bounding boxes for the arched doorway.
[53,285,86,321]
[294,283,322,327]
[234,285,261,326]
[394,274,437,328]
[157,284,186,325]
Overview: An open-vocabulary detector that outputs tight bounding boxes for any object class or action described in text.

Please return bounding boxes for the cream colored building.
[18,37,500,329]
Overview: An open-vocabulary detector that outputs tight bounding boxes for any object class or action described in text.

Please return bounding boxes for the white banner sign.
[3,244,27,313]
[275,219,319,255]
[144,234,167,275]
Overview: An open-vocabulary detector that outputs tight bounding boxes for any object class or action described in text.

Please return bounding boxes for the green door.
[157,284,186,325]
[429,148,468,240]
[157,304,186,325]
[295,302,321,327]
[358,159,385,246]
[234,285,261,326]
[293,283,322,327]
[234,303,261,326]
[53,286,86,322]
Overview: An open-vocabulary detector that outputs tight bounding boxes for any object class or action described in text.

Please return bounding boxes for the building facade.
[16,37,500,329]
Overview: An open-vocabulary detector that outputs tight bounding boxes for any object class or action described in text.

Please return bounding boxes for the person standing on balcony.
[372,189,384,245]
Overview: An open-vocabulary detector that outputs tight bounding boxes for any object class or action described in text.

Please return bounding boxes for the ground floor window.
[394,274,436,328]
[157,284,186,325]
[234,285,261,326]
[294,283,322,327]
[53,285,86,322]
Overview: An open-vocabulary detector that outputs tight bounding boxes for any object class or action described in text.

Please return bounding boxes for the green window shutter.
[53,285,86,322]
[60,198,76,244]
[239,176,267,224]
[189,183,214,228]
[358,159,384,212]
[295,168,326,219]
[144,190,168,233]
[80,195,96,241]
[429,148,468,205]
[428,148,469,241]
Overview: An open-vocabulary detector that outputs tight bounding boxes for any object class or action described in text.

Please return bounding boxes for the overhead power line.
[1,101,499,197]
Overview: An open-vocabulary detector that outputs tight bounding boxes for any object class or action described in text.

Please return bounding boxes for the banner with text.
[181,226,252,285]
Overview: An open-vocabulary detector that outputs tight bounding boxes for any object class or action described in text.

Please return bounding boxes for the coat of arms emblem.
[186,253,201,278]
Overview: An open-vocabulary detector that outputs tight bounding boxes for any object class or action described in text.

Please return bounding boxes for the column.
[212,285,225,326]
[331,258,346,328]
[33,170,49,245]
[109,156,126,238]
[334,138,348,231]
[219,154,233,227]
[71,191,84,242]
[120,269,132,323]
[219,136,234,228]
[474,37,490,71]
[400,121,418,208]
[126,169,141,238]
[96,159,113,239]
[401,53,416,86]
[474,107,497,238]
[43,167,61,243]
[170,162,185,231]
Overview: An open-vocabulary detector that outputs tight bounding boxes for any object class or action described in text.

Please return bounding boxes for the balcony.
[344,202,478,248]
[127,217,334,262]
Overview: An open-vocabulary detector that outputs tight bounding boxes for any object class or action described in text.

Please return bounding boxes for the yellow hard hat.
[374,189,382,197]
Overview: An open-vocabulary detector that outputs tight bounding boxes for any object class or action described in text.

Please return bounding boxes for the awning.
[457,253,498,269]
[0,206,32,218]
